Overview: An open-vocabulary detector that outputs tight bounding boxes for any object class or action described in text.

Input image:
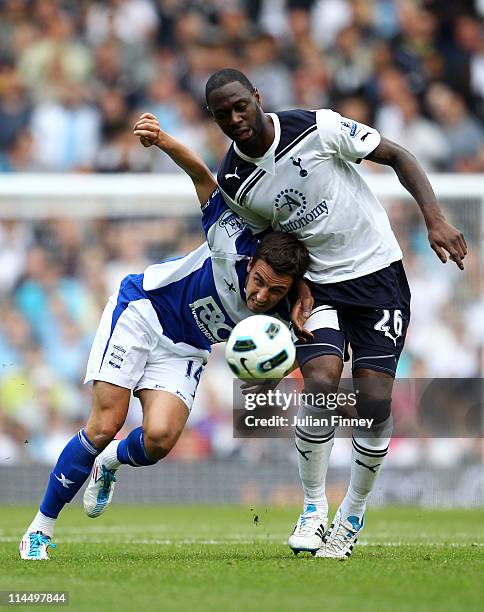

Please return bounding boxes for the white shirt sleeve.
[316,109,381,162]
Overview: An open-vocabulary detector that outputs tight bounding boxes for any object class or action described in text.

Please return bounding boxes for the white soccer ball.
[225,315,295,380]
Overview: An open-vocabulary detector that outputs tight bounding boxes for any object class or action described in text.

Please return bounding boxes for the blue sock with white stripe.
[116,427,158,467]
[40,429,100,519]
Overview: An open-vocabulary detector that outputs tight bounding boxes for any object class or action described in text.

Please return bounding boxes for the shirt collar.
[233,113,280,175]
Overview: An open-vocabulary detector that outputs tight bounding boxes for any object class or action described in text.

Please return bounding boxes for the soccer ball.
[225,315,296,380]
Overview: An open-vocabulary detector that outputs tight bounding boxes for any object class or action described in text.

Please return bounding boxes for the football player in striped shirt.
[205,68,467,559]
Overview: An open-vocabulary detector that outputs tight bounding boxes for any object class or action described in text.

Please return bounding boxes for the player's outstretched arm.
[365,137,468,270]
[133,112,217,205]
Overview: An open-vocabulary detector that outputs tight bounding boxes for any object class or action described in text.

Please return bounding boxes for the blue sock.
[40,429,100,519]
[116,427,158,467]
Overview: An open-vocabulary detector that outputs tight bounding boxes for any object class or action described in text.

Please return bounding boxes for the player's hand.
[291,279,314,342]
[133,112,163,147]
[427,219,467,270]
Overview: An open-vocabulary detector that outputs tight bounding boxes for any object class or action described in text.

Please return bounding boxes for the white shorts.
[85,296,209,412]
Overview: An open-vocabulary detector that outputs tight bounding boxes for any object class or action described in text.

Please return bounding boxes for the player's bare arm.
[133,112,216,205]
[365,137,468,270]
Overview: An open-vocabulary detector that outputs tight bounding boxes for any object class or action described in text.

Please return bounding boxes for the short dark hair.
[253,231,309,279]
[205,69,255,106]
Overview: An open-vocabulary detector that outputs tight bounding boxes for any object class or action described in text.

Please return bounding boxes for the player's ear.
[253,88,261,104]
[247,257,253,272]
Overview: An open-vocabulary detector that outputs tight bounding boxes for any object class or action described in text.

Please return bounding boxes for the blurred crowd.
[0,0,483,173]
[0,0,482,466]
[0,201,481,466]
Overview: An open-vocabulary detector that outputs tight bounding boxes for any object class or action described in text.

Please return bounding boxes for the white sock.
[27,511,56,539]
[339,416,393,520]
[295,403,335,518]
[101,440,121,470]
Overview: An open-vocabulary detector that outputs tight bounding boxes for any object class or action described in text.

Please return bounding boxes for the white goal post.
[0,173,483,218]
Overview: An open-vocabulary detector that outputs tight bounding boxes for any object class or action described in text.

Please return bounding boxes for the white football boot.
[83,451,118,518]
[19,531,56,560]
[287,504,327,555]
[315,508,364,559]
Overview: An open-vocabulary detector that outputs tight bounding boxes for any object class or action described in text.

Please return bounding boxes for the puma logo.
[355,459,381,473]
[295,442,312,461]
[360,131,371,142]
[225,167,240,180]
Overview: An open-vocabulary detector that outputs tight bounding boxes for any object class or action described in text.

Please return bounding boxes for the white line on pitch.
[1,536,483,546]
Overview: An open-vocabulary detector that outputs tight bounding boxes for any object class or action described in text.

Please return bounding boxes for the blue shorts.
[296,261,411,377]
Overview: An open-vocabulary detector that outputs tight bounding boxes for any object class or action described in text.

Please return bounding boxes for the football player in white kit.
[19,115,310,560]
[205,69,468,559]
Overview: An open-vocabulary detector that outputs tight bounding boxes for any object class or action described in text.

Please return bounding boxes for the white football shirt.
[217,109,403,284]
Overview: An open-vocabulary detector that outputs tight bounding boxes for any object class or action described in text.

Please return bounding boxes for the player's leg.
[314,260,410,559]
[319,369,394,559]
[319,267,410,558]
[296,356,343,517]
[288,307,346,554]
[84,351,204,517]
[20,381,130,559]
[99,389,189,470]
[20,290,150,558]
[340,369,394,521]
[84,390,189,517]
[288,354,343,554]
[139,389,189,458]
[84,382,131,449]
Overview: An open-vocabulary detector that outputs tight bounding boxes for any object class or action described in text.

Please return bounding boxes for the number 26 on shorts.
[374,309,403,346]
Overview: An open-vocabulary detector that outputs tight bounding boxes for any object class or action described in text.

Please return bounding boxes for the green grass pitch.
[1,505,483,611]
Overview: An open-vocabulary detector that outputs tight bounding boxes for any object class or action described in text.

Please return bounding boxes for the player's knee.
[355,397,392,424]
[85,405,125,449]
[302,358,342,395]
[143,426,178,460]
[353,369,394,401]
[85,418,122,449]
[88,384,129,448]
